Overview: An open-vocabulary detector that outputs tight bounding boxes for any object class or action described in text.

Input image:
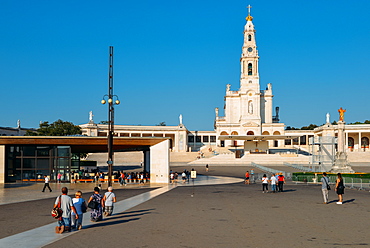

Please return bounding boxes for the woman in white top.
[262,174,269,193]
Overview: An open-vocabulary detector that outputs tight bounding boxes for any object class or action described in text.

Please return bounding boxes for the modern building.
[0,136,170,183]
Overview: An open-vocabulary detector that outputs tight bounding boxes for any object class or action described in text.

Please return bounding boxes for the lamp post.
[101,46,120,187]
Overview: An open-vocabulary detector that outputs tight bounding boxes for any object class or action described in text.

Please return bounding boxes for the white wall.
[150,140,169,184]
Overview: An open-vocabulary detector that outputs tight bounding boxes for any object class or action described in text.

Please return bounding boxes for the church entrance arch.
[361,137,369,151]
[348,137,354,151]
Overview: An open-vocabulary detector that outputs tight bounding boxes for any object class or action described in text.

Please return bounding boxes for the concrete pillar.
[150,140,169,184]
[359,132,362,152]
[0,145,5,183]
[337,121,345,153]
[144,151,150,172]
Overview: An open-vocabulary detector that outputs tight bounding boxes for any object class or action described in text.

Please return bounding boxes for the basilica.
[2,6,370,184]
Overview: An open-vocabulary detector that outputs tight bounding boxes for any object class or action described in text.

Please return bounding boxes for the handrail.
[251,162,284,176]
[284,162,312,172]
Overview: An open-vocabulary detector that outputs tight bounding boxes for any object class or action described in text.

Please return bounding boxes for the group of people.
[118,171,149,186]
[321,172,345,204]
[260,173,285,193]
[170,170,190,184]
[53,186,117,234]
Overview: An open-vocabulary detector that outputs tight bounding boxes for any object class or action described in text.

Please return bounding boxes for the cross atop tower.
[246,4,253,21]
[247,4,252,16]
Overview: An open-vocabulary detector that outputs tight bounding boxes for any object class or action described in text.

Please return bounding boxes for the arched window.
[220,131,229,135]
[247,131,254,135]
[249,80,252,84]
[361,137,369,148]
[248,63,252,75]
[231,131,238,135]
[262,131,270,135]
[248,35,252,41]
[348,137,354,149]
[273,131,281,135]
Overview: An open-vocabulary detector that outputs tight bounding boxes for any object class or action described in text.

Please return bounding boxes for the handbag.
[81,200,87,213]
[324,177,331,190]
[51,196,63,219]
[88,196,99,210]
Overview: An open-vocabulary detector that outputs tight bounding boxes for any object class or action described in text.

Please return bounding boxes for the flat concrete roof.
[0,136,169,153]
[218,135,302,141]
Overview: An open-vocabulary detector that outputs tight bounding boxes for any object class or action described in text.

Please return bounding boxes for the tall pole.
[107,46,114,187]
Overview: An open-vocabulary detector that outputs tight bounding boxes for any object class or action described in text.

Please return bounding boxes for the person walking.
[54,187,78,233]
[103,186,117,216]
[245,171,250,185]
[278,173,285,192]
[182,171,187,184]
[88,187,104,222]
[270,173,277,193]
[71,191,87,230]
[262,174,269,193]
[335,173,345,204]
[42,175,52,192]
[57,173,62,183]
[206,164,209,172]
[321,172,330,204]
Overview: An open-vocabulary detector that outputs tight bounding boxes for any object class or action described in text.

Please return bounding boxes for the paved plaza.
[0,166,369,248]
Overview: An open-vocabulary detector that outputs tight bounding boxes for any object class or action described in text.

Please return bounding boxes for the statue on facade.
[89,111,94,123]
[226,84,231,91]
[248,101,253,114]
[215,107,219,117]
[179,114,183,125]
[326,113,330,124]
[17,119,21,129]
[338,107,346,122]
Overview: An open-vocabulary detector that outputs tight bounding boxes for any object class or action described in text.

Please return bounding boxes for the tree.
[301,124,318,130]
[285,126,298,130]
[26,119,82,136]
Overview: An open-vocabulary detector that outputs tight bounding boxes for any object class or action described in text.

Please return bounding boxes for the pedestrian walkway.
[0,175,242,205]
[0,175,243,248]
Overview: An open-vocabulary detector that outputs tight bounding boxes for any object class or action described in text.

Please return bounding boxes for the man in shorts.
[54,187,78,233]
[245,171,250,185]
[103,186,117,216]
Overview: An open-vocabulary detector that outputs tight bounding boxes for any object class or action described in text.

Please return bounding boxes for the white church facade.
[77,7,370,158]
[214,8,286,151]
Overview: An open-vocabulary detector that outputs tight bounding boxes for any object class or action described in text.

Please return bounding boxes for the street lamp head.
[115,99,120,105]
[101,99,106,104]
[108,98,113,104]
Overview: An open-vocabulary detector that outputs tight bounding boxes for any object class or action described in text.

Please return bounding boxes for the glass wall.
[5,145,72,183]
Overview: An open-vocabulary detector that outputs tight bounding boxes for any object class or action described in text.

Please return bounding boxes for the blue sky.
[1,0,369,131]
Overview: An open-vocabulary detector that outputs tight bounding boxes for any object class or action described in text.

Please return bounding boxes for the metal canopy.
[0,136,169,153]
[218,135,302,141]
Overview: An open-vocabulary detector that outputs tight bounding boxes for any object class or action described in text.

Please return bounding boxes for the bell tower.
[238,5,261,128]
[240,5,260,93]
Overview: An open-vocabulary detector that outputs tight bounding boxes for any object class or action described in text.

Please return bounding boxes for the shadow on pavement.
[343,199,355,204]
[84,208,154,229]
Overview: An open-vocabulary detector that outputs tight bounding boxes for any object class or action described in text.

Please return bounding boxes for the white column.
[359,132,362,152]
[0,145,5,183]
[150,140,169,184]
